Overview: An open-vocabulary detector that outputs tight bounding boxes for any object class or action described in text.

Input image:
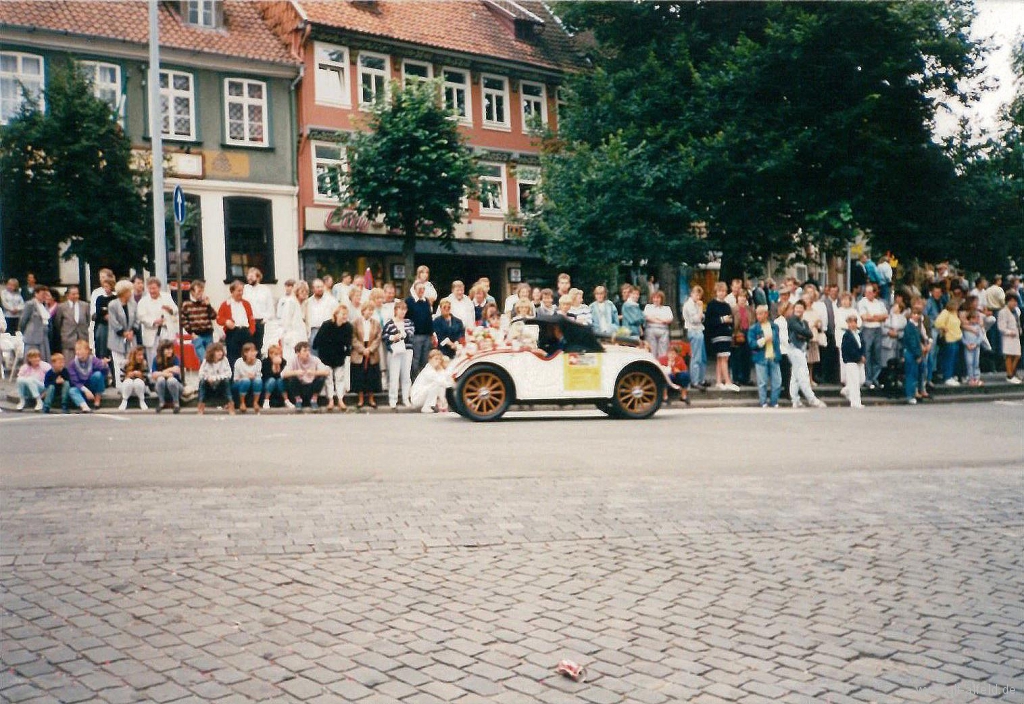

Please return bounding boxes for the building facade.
[260,0,583,300]
[0,0,301,300]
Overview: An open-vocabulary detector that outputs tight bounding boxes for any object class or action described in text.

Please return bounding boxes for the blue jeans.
[861,327,883,385]
[926,330,939,382]
[16,377,45,400]
[261,377,285,403]
[191,333,213,365]
[940,340,960,381]
[668,371,691,389]
[44,383,85,410]
[962,333,981,381]
[903,351,921,400]
[232,378,264,405]
[78,371,106,399]
[688,331,706,386]
[755,360,782,407]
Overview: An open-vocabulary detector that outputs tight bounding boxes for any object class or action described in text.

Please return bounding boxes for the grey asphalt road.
[2,402,1023,704]
[2,402,1022,489]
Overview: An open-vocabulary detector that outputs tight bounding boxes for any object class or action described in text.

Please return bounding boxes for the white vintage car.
[446,315,678,422]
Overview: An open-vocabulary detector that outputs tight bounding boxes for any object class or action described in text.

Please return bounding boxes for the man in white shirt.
[380,283,397,322]
[136,277,178,366]
[877,258,893,303]
[243,267,275,356]
[856,283,888,389]
[682,286,706,387]
[331,272,353,304]
[305,279,337,353]
[444,280,476,331]
[723,278,744,307]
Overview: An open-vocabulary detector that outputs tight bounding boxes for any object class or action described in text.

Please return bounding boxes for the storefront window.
[224,197,274,281]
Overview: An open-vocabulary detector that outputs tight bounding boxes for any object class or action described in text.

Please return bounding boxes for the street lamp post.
[148,0,167,286]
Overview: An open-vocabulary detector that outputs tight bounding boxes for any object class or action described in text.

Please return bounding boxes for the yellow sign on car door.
[564,353,602,391]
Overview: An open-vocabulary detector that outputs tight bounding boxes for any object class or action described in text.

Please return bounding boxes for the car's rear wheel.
[456,366,513,421]
[611,365,663,419]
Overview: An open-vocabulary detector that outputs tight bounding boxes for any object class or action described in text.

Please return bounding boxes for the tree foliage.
[536,1,992,277]
[341,80,478,279]
[0,60,150,279]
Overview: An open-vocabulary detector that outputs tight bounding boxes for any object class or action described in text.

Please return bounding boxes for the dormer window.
[183,0,220,29]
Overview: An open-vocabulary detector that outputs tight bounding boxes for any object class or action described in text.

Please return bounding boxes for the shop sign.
[325,207,372,233]
[564,353,602,391]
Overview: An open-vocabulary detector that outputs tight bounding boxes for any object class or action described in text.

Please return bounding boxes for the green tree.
[341,80,478,282]
[530,132,703,285]
[0,60,150,280]
[543,1,985,276]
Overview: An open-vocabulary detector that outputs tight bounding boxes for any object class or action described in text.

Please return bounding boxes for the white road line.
[86,413,130,422]
[0,412,129,424]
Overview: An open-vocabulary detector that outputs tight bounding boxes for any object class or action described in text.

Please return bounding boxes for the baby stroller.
[878,357,904,399]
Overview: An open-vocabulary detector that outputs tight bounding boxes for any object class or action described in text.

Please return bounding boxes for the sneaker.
[294,402,303,413]
[421,405,435,414]
[309,401,319,411]
[34,397,43,412]
[389,401,398,409]
[15,398,25,411]
[716,383,727,390]
[118,399,128,411]
[155,404,163,413]
[263,399,270,410]
[851,403,865,409]
[1010,377,1022,385]
[79,404,91,413]
[792,400,803,408]
[42,405,50,414]
[172,405,180,414]
[812,399,827,408]
[840,387,849,397]
[725,383,740,392]
[138,399,148,411]
[944,378,960,387]
[284,399,295,409]
[907,398,917,405]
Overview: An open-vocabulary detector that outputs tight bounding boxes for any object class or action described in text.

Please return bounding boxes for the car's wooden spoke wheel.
[614,370,661,418]
[458,367,513,421]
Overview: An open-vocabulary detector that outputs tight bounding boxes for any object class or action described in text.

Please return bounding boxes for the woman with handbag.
[382,300,414,408]
[351,302,382,408]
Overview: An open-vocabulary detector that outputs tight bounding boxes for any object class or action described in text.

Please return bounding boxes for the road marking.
[0,412,129,424]
[499,407,808,421]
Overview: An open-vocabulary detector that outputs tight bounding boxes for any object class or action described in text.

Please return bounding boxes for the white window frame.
[0,51,45,125]
[516,165,541,213]
[224,77,269,147]
[478,162,507,216]
[402,59,432,87]
[159,69,196,141]
[314,42,350,108]
[481,74,510,131]
[442,67,471,125]
[520,80,547,130]
[357,51,390,109]
[186,0,216,28]
[79,61,124,122]
[312,141,348,203]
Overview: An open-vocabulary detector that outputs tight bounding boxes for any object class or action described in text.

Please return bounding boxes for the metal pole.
[148,0,167,285]
[846,245,852,293]
[175,220,185,365]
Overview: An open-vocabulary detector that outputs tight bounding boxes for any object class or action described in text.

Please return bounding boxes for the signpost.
[173,185,186,366]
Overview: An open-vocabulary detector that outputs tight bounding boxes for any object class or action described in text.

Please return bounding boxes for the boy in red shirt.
[658,342,691,405]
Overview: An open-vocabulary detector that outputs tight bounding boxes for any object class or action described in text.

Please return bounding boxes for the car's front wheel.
[610,365,663,419]
[456,366,513,421]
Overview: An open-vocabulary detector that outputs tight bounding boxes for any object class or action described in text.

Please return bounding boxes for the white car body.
[449,343,676,401]
[446,316,680,421]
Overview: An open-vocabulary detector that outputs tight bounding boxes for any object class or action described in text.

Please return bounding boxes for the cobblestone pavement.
[3,455,1022,704]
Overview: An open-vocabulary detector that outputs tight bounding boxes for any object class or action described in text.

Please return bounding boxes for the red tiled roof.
[0,1,297,67]
[299,0,584,72]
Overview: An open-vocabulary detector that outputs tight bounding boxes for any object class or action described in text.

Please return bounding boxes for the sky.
[936,0,1024,138]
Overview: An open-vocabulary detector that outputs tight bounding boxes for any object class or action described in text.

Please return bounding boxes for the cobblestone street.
[2,407,1023,703]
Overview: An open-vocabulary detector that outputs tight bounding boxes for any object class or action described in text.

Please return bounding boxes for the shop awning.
[301,233,542,260]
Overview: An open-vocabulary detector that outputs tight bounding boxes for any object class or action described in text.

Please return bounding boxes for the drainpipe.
[289,64,304,188]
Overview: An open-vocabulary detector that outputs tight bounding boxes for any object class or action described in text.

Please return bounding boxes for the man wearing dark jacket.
[786,300,825,408]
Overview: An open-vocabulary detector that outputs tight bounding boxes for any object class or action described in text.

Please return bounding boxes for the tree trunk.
[402,227,416,298]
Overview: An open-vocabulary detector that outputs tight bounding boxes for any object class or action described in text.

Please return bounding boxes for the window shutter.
[214,0,225,29]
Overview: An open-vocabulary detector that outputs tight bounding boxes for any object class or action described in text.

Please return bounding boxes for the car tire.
[456,365,514,422]
[610,364,664,419]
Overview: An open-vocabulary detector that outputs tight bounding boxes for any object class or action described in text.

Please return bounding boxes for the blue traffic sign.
[172,185,186,224]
